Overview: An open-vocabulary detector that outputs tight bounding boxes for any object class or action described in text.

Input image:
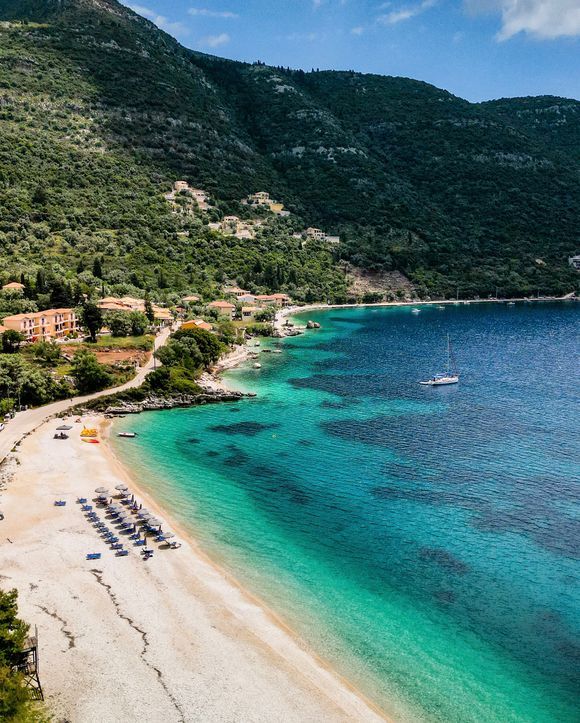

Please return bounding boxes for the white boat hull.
[419,376,459,386]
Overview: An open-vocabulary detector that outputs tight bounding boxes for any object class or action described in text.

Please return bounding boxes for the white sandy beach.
[0,416,386,723]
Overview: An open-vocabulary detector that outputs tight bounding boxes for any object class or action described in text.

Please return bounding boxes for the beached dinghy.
[117,432,137,438]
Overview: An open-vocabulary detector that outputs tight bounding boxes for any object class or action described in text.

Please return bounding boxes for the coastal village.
[0,284,291,343]
[0,178,337,352]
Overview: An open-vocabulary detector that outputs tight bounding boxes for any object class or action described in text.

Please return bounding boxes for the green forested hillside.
[0,0,578,301]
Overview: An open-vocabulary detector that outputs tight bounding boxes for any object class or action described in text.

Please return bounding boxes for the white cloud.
[377,0,437,25]
[199,32,231,47]
[127,4,189,37]
[351,25,365,35]
[464,0,580,40]
[188,7,239,19]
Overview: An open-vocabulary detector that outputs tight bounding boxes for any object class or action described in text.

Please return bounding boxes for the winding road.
[0,325,174,465]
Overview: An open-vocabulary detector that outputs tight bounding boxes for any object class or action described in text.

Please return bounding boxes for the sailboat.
[419,335,459,386]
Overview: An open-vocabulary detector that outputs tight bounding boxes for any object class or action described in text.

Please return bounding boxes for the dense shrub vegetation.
[0,588,49,722]
[0,0,578,300]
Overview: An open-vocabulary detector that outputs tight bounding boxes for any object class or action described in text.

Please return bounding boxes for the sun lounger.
[111,543,123,550]
[86,553,101,560]
[108,536,119,543]
[170,542,182,549]
[155,535,166,543]
[77,497,88,504]
[134,539,146,546]
[116,550,129,557]
[81,504,93,511]
[54,500,66,506]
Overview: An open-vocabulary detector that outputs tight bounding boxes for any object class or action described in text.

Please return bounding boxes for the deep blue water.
[115,302,580,722]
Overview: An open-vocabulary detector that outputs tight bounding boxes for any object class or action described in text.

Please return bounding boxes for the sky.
[123,0,580,102]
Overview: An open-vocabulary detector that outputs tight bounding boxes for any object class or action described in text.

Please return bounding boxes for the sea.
[113,301,580,722]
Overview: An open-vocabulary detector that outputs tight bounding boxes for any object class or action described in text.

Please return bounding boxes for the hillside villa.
[181,319,213,332]
[241,307,259,321]
[182,294,201,304]
[207,300,236,320]
[164,181,211,213]
[2,281,25,293]
[96,297,172,325]
[224,286,251,299]
[243,191,289,216]
[254,293,290,307]
[209,217,262,240]
[293,228,340,244]
[237,294,256,304]
[2,308,80,341]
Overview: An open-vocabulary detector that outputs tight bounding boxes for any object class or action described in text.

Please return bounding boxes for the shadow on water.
[209,421,279,436]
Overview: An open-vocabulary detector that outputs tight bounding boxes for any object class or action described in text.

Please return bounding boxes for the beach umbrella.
[147,517,161,526]
[162,532,175,539]
[137,510,151,519]
[115,484,129,492]
[95,487,108,494]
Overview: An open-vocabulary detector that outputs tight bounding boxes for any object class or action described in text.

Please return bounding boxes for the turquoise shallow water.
[113,302,580,722]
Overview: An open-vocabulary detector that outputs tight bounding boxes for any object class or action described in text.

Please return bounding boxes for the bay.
[113,302,580,722]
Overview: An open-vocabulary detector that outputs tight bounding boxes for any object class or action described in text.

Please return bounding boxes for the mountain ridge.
[0,0,578,300]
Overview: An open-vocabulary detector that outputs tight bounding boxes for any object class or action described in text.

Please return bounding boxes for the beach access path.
[0,325,174,465]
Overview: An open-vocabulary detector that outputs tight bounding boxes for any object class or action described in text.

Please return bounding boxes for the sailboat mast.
[447,334,451,374]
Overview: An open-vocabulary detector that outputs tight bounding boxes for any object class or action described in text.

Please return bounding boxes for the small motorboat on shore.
[253,363,262,369]
[117,432,137,438]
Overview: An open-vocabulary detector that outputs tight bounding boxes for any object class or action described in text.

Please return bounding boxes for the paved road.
[0,326,174,465]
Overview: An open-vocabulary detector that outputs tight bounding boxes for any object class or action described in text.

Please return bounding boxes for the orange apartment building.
[1,308,80,341]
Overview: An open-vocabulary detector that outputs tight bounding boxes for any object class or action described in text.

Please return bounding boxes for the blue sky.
[124,1,579,102]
